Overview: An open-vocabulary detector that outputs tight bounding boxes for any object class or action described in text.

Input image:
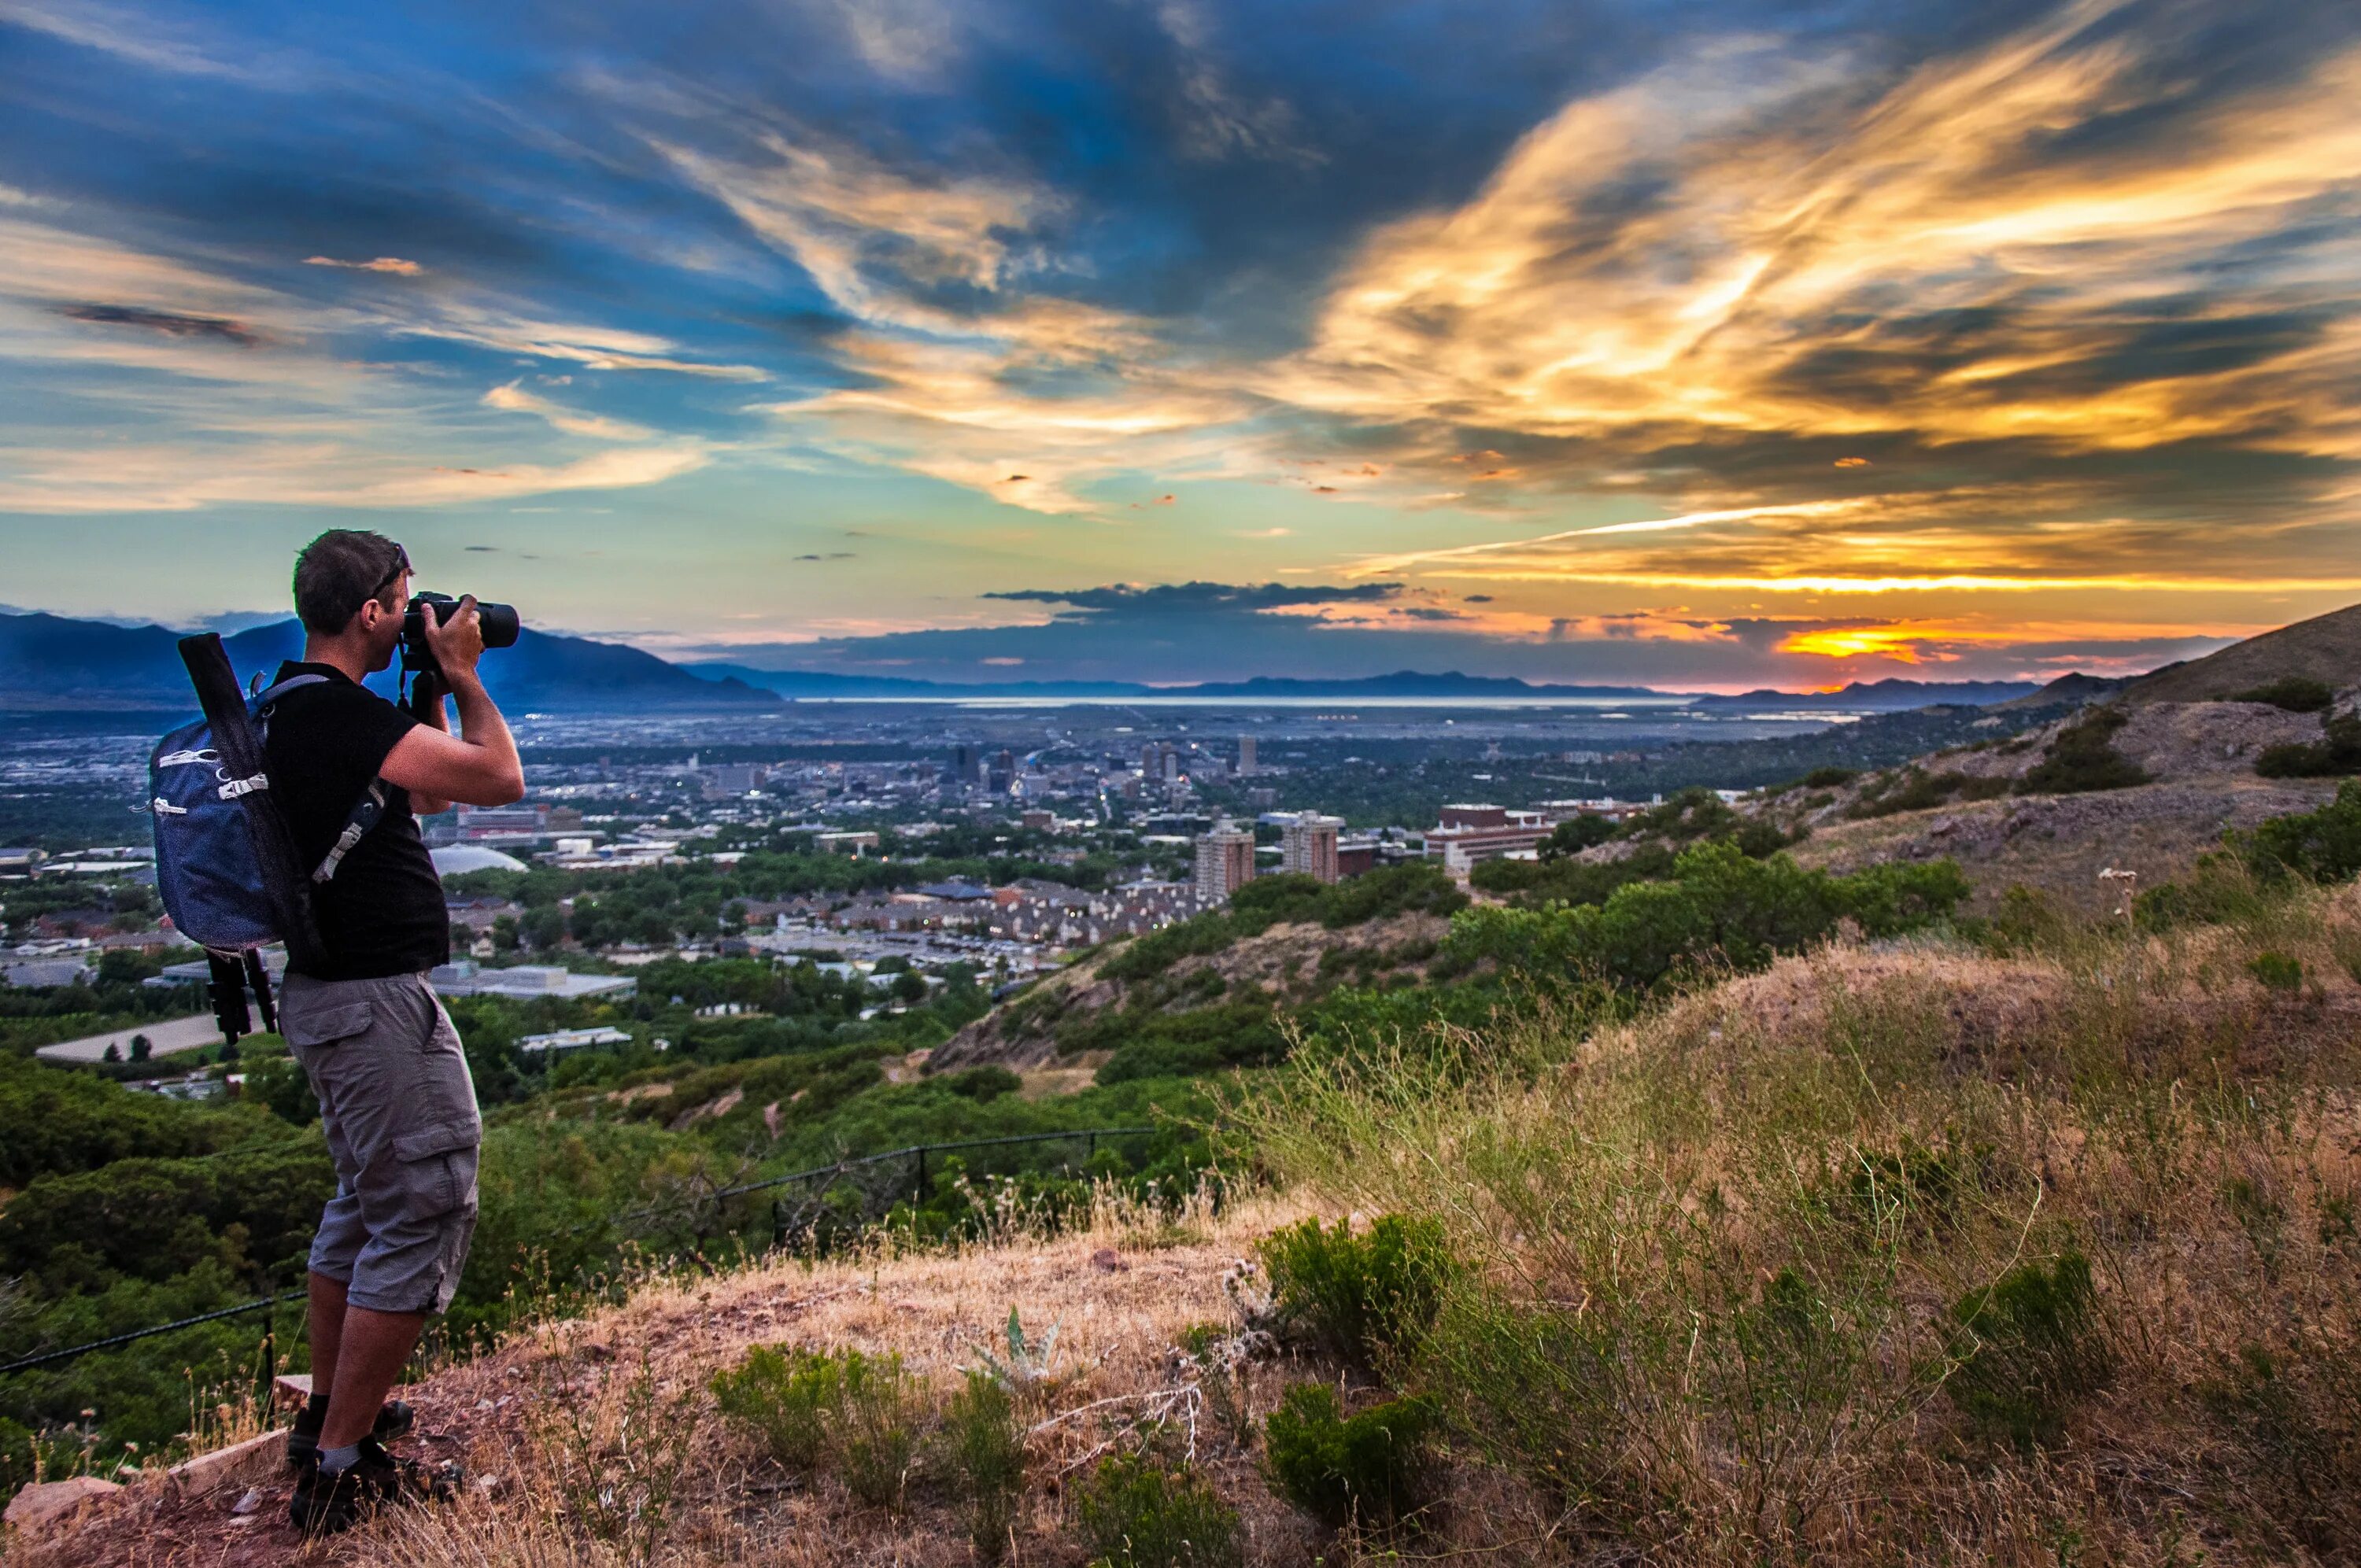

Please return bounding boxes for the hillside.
[2122,600,2361,704]
[18,883,2361,1565]
[0,612,778,713]
[1781,696,2348,908]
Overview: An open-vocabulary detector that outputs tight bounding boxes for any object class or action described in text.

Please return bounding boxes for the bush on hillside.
[1848,768,2012,819]
[1447,842,1970,994]
[941,1369,1026,1560]
[1783,766,1861,792]
[1260,1215,1454,1369]
[2234,676,2336,714]
[1945,1249,2112,1448]
[711,1344,844,1469]
[2239,779,2361,884]
[1541,812,1617,856]
[1264,1383,1436,1532]
[2016,707,2149,795]
[1073,1441,1243,1568]
[2256,711,2361,778]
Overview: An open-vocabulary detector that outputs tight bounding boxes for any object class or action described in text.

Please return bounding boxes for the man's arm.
[379,597,524,810]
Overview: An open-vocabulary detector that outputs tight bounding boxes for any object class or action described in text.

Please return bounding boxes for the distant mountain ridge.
[0,612,779,713]
[1687,677,2045,712]
[2,609,2099,714]
[693,662,2045,707]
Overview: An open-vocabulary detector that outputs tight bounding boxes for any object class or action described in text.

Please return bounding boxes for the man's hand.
[419,594,487,682]
[382,590,523,810]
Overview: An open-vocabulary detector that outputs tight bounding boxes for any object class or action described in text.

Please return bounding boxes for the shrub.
[2241,780,2361,883]
[943,1370,1026,1561]
[1319,862,1469,927]
[1542,812,1618,856]
[2258,714,2361,780]
[1259,1215,1454,1368]
[2248,951,2304,991]
[2018,707,2149,795]
[1945,1249,2112,1448]
[1073,1442,1243,1568]
[2234,676,2336,714]
[1264,1382,1435,1531]
[710,1344,844,1470]
[834,1350,920,1510]
[1447,842,1970,994]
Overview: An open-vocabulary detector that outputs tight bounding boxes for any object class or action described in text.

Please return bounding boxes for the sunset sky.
[2,0,2356,688]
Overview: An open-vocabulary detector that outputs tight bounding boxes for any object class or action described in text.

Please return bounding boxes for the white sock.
[319,1442,364,1474]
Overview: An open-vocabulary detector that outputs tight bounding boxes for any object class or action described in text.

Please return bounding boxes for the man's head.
[294,529,410,670]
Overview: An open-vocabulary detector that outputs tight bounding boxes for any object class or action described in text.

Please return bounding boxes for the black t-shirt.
[262,661,449,980]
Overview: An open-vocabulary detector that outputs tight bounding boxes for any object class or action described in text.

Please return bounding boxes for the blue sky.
[2,0,2356,687]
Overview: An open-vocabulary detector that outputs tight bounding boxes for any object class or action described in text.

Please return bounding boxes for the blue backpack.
[149,636,390,1039]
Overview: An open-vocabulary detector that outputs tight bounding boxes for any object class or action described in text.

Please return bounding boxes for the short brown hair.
[293,529,408,633]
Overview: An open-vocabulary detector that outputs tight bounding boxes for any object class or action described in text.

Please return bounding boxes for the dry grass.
[1237,887,2361,1565]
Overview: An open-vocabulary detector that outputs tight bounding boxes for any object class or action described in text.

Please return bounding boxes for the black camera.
[400,590,520,675]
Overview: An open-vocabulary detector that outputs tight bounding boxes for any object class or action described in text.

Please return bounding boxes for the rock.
[1090,1248,1129,1274]
[231,1486,264,1515]
[4,1476,123,1533]
[166,1430,285,1496]
[274,1371,314,1408]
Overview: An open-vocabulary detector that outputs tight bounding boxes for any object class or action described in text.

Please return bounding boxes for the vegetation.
[1234,853,2361,1560]
[1449,841,1969,995]
[1263,1383,1435,1532]
[942,1369,1028,1560]
[1073,1440,1243,1568]
[1472,786,1800,907]
[2016,704,2149,794]
[1258,1216,1452,1370]
[1945,1249,2112,1449]
[1845,766,2011,818]
[2257,710,2361,778]
[710,1344,844,1470]
[2234,675,2337,713]
[1098,864,1465,983]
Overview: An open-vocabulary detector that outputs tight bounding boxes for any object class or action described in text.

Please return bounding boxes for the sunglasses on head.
[370,544,413,600]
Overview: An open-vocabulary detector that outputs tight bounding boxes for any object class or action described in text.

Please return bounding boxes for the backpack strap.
[313,779,391,883]
[253,673,331,707]
[251,671,392,884]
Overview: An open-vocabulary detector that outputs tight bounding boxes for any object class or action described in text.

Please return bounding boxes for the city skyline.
[4,0,2358,691]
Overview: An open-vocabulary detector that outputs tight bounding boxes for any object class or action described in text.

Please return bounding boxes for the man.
[267,529,523,1535]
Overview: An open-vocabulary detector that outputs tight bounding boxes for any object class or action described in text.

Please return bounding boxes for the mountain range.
[0,612,779,713]
[0,609,2119,714]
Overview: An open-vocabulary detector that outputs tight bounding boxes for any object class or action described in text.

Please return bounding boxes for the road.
[35,1013,224,1063]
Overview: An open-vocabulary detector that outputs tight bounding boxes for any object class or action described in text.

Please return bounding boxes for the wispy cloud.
[305,255,424,275]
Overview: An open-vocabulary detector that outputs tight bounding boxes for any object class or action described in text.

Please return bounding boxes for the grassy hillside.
[24,794,2361,1566]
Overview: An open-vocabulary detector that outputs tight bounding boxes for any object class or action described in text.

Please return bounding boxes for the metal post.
[1086,1131,1098,1165]
[915,1146,929,1201]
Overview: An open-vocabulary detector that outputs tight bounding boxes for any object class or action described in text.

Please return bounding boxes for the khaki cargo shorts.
[282,972,482,1315]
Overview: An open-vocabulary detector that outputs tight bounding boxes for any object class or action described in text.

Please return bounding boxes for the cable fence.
[0,1126,1156,1379]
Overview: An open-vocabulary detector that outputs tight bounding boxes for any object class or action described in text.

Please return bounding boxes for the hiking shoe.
[285,1398,416,1469]
[289,1437,459,1536]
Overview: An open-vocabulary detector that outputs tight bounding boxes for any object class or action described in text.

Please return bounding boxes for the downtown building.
[1421,803,1550,874]
[1192,822,1258,902]
[1277,811,1345,883]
